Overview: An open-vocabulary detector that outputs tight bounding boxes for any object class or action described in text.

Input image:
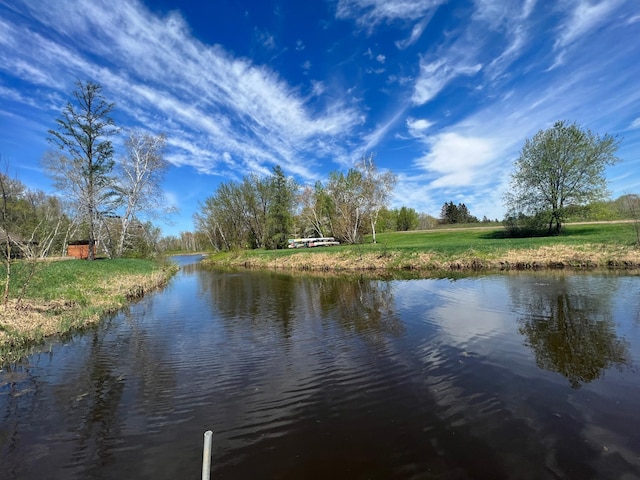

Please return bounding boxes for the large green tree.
[46,81,117,260]
[267,165,297,249]
[396,206,419,231]
[505,120,620,234]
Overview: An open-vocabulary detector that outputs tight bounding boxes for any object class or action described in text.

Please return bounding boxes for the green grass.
[206,222,640,269]
[368,223,634,255]
[0,258,177,365]
[2,258,164,303]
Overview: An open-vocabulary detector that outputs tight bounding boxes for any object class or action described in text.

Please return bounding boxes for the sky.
[1,0,639,236]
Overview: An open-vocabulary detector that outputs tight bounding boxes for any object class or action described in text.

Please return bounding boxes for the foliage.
[616,194,640,245]
[439,201,478,224]
[46,80,118,260]
[195,167,298,251]
[417,213,439,230]
[266,165,297,249]
[504,120,620,235]
[396,206,419,231]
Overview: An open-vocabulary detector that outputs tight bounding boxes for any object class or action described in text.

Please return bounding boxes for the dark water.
[2,256,640,479]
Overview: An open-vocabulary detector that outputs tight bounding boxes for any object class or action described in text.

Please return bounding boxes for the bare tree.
[327,169,367,244]
[113,131,171,257]
[0,167,17,307]
[357,153,397,243]
[46,80,117,260]
[0,166,66,307]
[298,181,334,238]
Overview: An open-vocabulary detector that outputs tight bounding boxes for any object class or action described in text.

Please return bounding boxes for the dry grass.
[0,267,176,364]
[216,243,640,272]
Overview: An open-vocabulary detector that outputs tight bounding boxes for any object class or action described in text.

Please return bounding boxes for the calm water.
[2,255,640,479]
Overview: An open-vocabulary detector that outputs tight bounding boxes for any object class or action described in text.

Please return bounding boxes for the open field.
[205,222,640,272]
[0,258,177,364]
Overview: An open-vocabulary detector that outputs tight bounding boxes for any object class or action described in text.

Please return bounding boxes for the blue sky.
[1,0,639,236]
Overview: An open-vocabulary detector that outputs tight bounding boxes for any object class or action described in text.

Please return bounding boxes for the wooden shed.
[68,241,90,259]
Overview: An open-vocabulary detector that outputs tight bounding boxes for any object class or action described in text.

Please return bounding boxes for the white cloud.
[335,0,445,44]
[336,0,445,24]
[395,19,428,49]
[554,0,622,50]
[0,0,362,182]
[412,59,482,105]
[630,118,640,129]
[376,54,386,63]
[406,118,434,138]
[359,107,407,155]
[415,132,496,187]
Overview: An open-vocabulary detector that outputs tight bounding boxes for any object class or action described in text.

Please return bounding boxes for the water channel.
[2,255,640,479]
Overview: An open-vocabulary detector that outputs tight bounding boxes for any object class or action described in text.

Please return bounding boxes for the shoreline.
[205,244,640,272]
[0,261,177,365]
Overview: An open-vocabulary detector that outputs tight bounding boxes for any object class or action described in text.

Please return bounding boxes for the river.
[1,255,640,479]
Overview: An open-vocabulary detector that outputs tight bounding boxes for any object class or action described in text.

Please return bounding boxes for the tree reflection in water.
[202,269,404,344]
[513,274,630,388]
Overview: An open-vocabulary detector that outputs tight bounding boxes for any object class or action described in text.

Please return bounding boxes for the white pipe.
[202,430,213,480]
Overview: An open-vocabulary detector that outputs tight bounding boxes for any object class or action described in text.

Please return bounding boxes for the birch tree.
[298,181,334,238]
[113,131,171,257]
[46,81,117,259]
[357,153,397,243]
[327,169,367,244]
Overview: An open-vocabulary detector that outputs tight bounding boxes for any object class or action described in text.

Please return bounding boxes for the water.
[2,256,640,479]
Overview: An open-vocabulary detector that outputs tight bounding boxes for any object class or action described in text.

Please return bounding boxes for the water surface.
[2,256,640,479]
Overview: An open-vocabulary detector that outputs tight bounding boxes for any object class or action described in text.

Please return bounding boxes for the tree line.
[194,154,398,250]
[191,119,627,250]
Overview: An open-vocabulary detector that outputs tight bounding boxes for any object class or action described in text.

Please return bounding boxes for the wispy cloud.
[413,59,482,105]
[335,0,445,43]
[555,0,622,49]
[0,0,362,181]
[551,0,625,68]
[336,0,445,23]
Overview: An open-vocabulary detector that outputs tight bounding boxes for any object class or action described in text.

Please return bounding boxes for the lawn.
[206,222,640,271]
[0,258,177,364]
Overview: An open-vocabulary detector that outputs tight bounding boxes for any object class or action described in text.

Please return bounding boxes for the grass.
[0,258,177,364]
[205,222,640,272]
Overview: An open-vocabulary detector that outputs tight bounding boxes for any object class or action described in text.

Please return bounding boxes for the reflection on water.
[1,263,640,479]
[512,275,629,388]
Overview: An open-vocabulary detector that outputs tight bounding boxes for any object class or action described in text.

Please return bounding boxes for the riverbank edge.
[0,261,178,365]
[204,243,640,273]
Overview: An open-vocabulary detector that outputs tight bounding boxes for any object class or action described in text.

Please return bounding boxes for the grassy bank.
[205,222,640,272]
[0,258,177,364]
